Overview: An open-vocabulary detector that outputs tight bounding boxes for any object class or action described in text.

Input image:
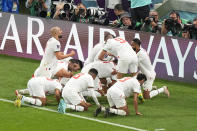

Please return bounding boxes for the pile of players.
[14,26,170,117]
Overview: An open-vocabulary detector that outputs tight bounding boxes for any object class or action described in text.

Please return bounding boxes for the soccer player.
[34,26,75,78]
[81,60,117,95]
[14,77,62,107]
[98,35,138,79]
[52,59,83,81]
[131,38,170,99]
[94,74,147,117]
[84,33,115,65]
[17,59,83,95]
[58,68,101,114]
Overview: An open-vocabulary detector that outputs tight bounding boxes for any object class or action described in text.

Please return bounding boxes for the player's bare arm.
[55,50,75,60]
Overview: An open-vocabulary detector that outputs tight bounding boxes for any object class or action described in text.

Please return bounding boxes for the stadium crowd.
[0,0,197,40]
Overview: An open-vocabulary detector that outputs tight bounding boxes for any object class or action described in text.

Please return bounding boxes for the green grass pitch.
[0,54,197,131]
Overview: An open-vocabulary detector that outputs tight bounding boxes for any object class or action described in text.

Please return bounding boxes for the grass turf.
[0,54,197,131]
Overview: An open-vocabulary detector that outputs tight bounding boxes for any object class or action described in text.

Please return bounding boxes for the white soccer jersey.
[40,37,61,69]
[51,60,69,77]
[81,61,116,79]
[84,42,105,65]
[103,37,137,61]
[64,73,95,93]
[114,77,141,97]
[28,77,62,97]
[137,48,156,78]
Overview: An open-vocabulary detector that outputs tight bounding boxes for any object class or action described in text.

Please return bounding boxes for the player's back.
[118,77,141,97]
[105,37,137,60]
[82,61,115,78]
[43,78,62,93]
[137,48,156,78]
[64,73,94,92]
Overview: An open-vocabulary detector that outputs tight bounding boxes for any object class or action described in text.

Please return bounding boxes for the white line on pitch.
[0,98,147,131]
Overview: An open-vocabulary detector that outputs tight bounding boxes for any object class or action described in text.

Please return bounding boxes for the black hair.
[69,59,83,69]
[137,73,147,81]
[169,10,180,18]
[114,4,124,11]
[193,18,197,22]
[133,38,141,46]
[88,68,98,76]
[104,32,115,42]
[113,58,118,65]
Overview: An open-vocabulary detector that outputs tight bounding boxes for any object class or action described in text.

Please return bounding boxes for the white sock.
[149,87,165,98]
[22,96,42,106]
[19,89,29,95]
[109,108,126,116]
[67,104,84,112]
[101,107,106,111]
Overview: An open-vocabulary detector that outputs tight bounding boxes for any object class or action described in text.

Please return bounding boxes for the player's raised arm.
[55,50,76,60]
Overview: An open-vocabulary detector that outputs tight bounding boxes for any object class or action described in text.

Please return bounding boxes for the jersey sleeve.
[133,81,141,94]
[53,41,61,52]
[87,75,95,88]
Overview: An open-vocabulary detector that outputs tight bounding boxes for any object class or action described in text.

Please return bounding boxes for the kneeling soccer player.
[58,68,101,114]
[14,77,62,107]
[94,73,147,117]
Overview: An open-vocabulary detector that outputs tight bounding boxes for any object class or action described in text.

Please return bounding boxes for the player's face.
[57,28,63,38]
[70,63,80,72]
[131,42,137,51]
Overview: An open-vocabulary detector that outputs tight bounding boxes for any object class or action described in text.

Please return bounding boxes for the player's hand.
[111,68,117,75]
[136,112,143,115]
[86,102,92,107]
[69,50,76,56]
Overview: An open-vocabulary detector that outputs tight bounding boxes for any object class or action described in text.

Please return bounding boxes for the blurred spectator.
[26,0,51,18]
[70,2,92,23]
[52,2,71,20]
[141,10,162,34]
[182,18,197,40]
[169,10,188,28]
[161,11,183,37]
[128,0,151,22]
[112,4,125,27]
[119,12,141,30]
[2,0,19,13]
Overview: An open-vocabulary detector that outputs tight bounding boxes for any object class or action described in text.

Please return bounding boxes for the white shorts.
[143,75,155,91]
[62,88,84,105]
[107,87,126,108]
[27,79,46,98]
[117,58,138,74]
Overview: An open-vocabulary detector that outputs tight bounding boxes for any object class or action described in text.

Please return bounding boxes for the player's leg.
[14,90,44,107]
[149,86,170,98]
[18,88,29,95]
[105,88,128,117]
[116,60,129,79]
[129,58,138,77]
[61,91,87,112]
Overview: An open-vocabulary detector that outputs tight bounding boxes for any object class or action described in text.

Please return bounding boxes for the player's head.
[131,38,141,52]
[104,33,115,43]
[88,68,98,80]
[50,26,63,39]
[68,59,83,72]
[137,73,147,86]
[113,58,118,65]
